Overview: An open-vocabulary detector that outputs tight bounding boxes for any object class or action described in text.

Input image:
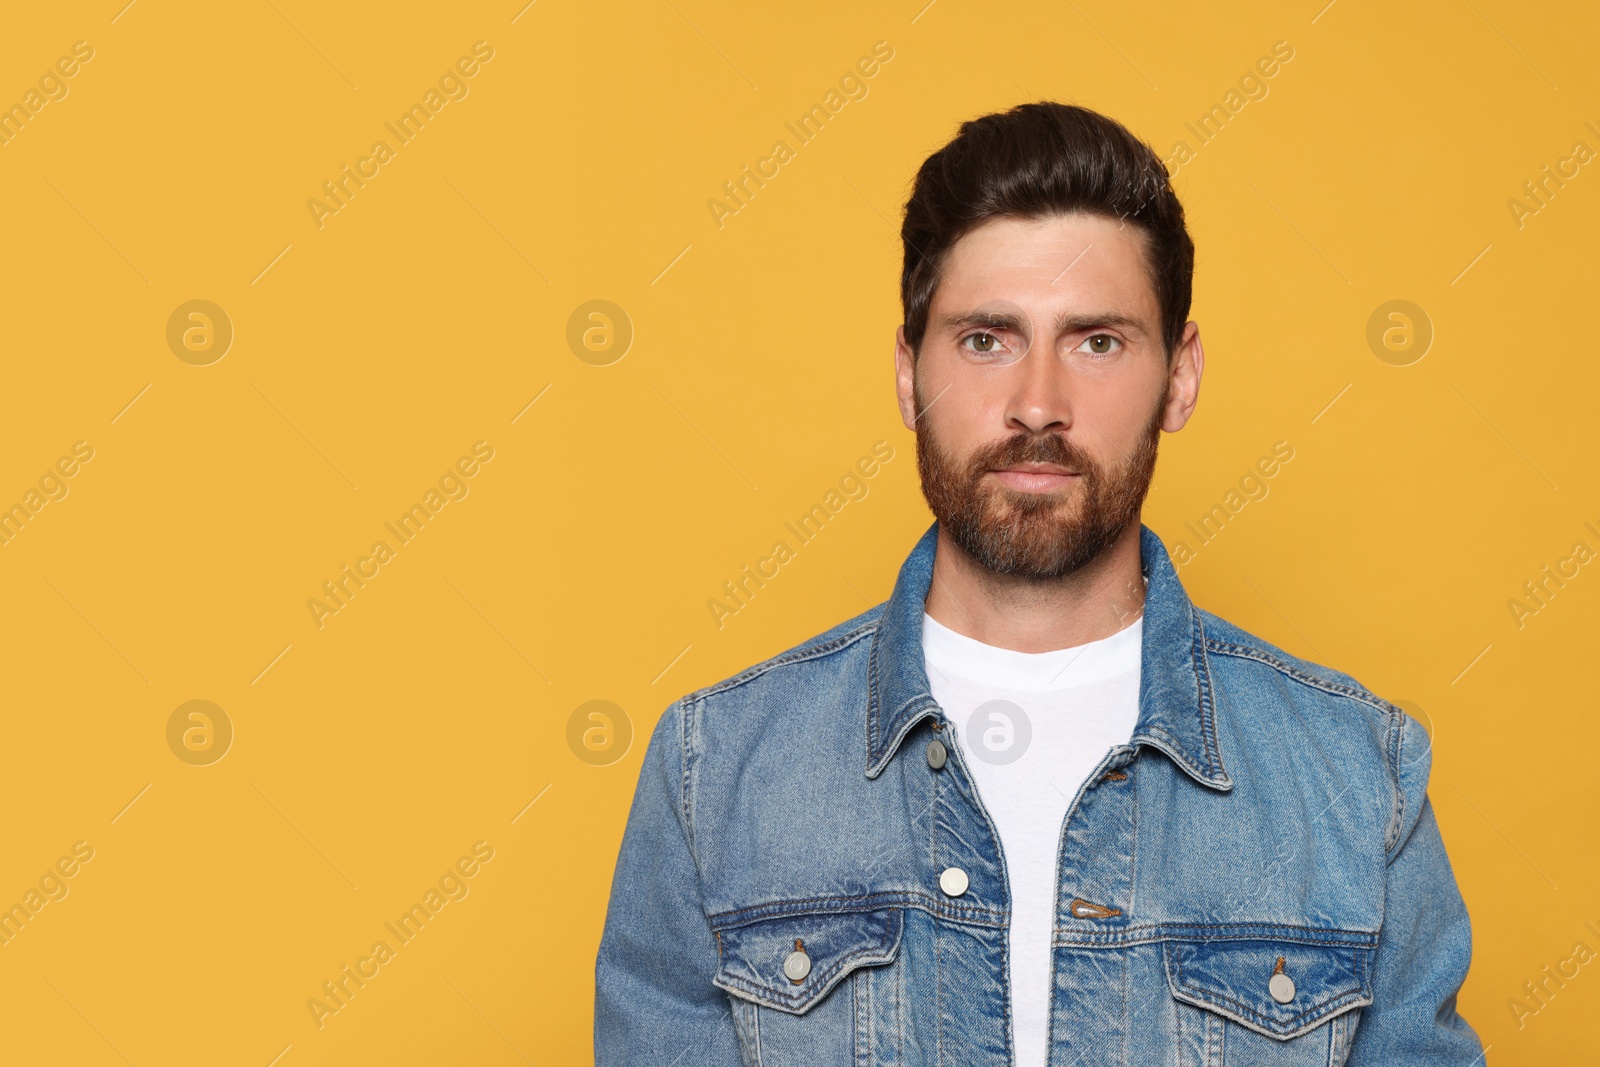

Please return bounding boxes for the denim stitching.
[1125,757,1142,935]
[1176,984,1369,1039]
[1055,923,1379,948]
[1172,966,1366,1031]
[1203,630,1414,856]
[1166,941,1371,1033]
[933,887,946,1067]
[1117,931,1130,1066]
[1042,917,1061,1065]
[1191,609,1226,780]
[1138,724,1224,787]
[932,749,945,1066]
[716,936,900,1013]
[677,696,698,861]
[1063,926,1378,944]
[688,613,882,705]
[721,996,759,1067]
[867,622,883,769]
[871,700,942,778]
[1200,634,1399,718]
[893,923,905,1061]
[676,696,716,894]
[710,895,916,923]
[852,962,866,1067]
[1383,706,1406,856]
[708,892,1007,928]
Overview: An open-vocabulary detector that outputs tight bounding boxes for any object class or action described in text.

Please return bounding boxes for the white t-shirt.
[921,610,1143,1067]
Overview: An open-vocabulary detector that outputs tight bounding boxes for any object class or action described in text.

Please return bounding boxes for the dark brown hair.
[900,102,1193,359]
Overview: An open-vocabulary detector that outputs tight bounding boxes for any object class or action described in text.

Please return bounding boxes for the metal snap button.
[783,941,811,983]
[939,866,969,897]
[1269,956,1295,1003]
[926,739,948,769]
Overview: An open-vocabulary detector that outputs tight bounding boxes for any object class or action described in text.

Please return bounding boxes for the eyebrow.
[934,309,1148,336]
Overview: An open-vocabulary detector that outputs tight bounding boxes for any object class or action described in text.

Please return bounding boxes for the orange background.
[0,1,1595,1063]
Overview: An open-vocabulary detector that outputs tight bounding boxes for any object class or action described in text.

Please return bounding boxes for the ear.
[1161,320,1204,432]
[894,325,919,432]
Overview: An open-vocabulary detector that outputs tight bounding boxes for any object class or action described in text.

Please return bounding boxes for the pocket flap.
[1163,936,1375,1039]
[712,906,903,1015]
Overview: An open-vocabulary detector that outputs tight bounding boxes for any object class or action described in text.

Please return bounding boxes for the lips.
[988,464,1079,492]
[994,463,1075,476]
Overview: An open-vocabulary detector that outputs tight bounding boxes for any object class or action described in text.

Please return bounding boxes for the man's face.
[894,212,1199,581]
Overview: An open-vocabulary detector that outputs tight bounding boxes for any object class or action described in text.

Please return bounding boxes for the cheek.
[924,370,1009,443]
[1064,374,1157,449]
[919,393,994,469]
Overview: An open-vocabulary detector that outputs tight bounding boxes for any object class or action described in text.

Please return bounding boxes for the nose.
[1005,347,1072,436]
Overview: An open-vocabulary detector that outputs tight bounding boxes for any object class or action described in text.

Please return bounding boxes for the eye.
[960,330,1008,355]
[1077,333,1122,357]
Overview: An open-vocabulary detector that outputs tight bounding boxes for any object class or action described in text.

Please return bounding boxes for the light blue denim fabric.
[596,521,1484,1065]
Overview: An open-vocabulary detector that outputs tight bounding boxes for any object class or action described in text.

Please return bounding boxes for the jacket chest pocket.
[1163,936,1375,1066]
[712,905,904,1067]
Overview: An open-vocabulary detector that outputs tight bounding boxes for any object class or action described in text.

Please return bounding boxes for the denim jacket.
[595,521,1484,1065]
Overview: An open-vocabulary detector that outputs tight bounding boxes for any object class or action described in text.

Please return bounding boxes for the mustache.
[969,432,1093,476]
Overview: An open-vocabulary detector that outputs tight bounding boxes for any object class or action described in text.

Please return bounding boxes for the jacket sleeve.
[1346,709,1486,1064]
[595,698,745,1066]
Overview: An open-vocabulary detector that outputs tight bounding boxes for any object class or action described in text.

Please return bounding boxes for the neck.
[923,520,1146,653]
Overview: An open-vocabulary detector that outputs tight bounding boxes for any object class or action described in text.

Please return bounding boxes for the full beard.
[914,387,1165,581]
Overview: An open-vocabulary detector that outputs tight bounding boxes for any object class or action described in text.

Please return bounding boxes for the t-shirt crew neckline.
[921,610,1143,691]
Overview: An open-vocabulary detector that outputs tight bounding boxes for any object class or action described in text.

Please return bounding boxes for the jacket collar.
[864,520,1232,791]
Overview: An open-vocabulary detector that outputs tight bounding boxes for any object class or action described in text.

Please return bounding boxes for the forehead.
[932,213,1158,323]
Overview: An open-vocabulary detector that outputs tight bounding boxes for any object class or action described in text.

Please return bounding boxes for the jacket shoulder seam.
[676,695,701,864]
[1201,637,1399,719]
[1383,703,1406,856]
[685,614,881,703]
[1202,635,1407,851]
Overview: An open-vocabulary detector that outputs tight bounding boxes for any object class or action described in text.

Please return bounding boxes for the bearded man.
[595,102,1483,1067]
